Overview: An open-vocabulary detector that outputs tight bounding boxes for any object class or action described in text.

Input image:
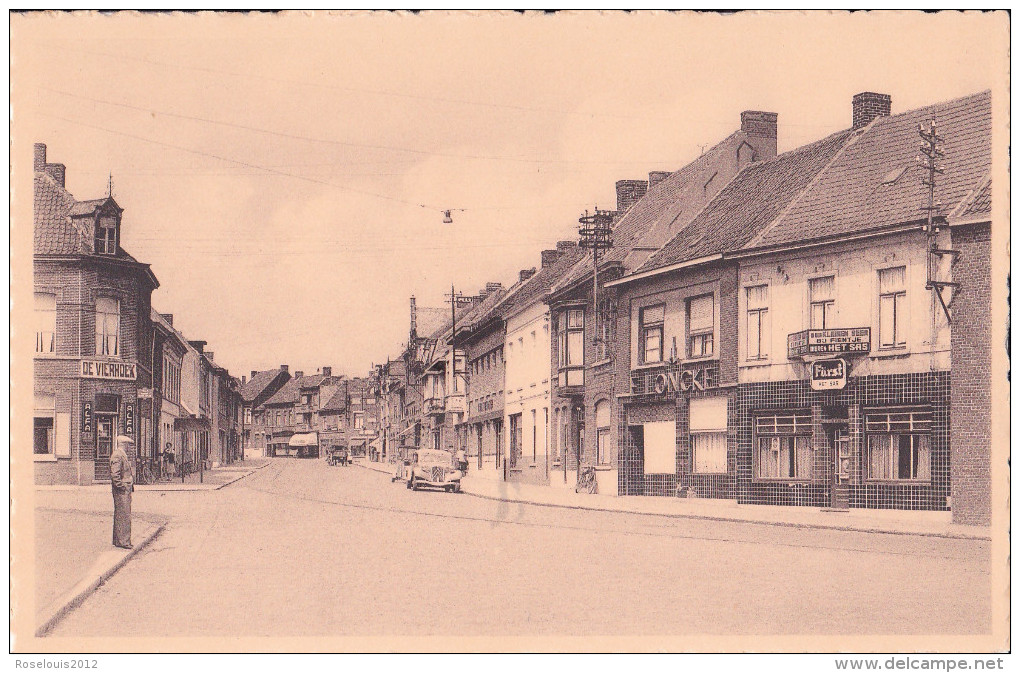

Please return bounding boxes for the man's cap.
[116,435,135,445]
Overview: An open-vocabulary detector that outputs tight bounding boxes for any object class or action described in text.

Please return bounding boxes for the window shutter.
[688,295,714,332]
[690,397,728,432]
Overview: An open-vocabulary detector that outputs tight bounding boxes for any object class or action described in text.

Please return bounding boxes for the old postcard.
[9,10,1010,656]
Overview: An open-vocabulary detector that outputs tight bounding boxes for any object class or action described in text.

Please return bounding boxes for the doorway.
[95,415,116,481]
[829,424,850,509]
[508,413,522,469]
[625,425,644,495]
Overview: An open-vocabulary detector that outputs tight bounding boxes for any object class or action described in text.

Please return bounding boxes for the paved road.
[41,459,990,637]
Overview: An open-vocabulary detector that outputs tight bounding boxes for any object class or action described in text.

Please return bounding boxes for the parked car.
[404,449,462,493]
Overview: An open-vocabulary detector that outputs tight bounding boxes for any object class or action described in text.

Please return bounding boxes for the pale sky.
[12,11,1006,378]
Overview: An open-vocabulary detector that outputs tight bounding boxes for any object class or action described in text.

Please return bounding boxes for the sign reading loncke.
[787,328,871,359]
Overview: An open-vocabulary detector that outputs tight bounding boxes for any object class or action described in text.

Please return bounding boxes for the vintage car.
[404,449,463,493]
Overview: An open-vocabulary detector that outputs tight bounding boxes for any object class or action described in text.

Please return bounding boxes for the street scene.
[38,458,990,637]
[14,11,1007,653]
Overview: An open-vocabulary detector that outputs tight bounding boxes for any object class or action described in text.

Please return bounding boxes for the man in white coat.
[110,435,135,549]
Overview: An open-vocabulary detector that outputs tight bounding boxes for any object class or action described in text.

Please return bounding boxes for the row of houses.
[32,143,246,485]
[239,366,382,461]
[373,90,993,525]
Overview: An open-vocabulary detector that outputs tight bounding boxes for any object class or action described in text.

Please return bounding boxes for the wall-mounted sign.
[788,328,871,359]
[810,358,848,391]
[80,360,137,381]
[137,387,152,399]
[125,403,135,437]
[82,401,94,434]
[632,360,720,399]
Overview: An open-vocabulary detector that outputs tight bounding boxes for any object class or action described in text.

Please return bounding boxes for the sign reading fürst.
[788,328,871,359]
[810,358,848,390]
[80,360,137,380]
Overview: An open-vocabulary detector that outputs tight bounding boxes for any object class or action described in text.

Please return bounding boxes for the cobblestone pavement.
[39,458,991,638]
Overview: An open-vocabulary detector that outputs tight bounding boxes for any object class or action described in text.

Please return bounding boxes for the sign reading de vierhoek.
[788,328,871,359]
[80,360,137,380]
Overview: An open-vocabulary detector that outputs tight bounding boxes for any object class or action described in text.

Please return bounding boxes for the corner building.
[33,143,159,484]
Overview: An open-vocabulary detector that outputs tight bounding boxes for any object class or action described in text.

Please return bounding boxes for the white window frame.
[639,304,665,365]
[877,266,908,349]
[34,394,56,458]
[686,293,715,360]
[808,275,836,330]
[745,285,770,362]
[95,214,118,255]
[865,409,932,482]
[35,292,57,355]
[753,412,813,480]
[95,296,121,357]
[690,396,728,474]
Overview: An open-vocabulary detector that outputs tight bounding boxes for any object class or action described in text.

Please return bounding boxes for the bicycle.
[138,460,156,485]
[575,465,598,494]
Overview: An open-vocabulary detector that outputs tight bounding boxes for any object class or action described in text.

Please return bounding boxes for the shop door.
[625,425,645,496]
[95,415,116,481]
[829,425,850,509]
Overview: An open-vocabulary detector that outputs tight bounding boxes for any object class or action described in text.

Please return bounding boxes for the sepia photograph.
[9,9,1010,659]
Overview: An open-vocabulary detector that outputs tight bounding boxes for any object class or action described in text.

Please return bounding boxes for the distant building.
[240,366,291,458]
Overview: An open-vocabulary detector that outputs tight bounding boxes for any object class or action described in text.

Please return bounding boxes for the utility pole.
[578,207,613,478]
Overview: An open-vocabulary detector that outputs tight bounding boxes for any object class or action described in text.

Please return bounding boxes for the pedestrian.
[110,435,135,549]
[455,448,468,475]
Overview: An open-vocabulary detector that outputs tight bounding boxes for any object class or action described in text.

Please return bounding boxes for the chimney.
[34,143,46,172]
[206,352,215,362]
[323,366,332,377]
[251,370,258,379]
[852,92,892,129]
[160,313,174,326]
[486,282,503,294]
[280,364,289,373]
[46,163,66,188]
[241,375,247,385]
[648,171,670,188]
[541,249,561,268]
[188,340,206,353]
[740,110,779,160]
[295,371,304,379]
[556,240,577,253]
[519,268,537,283]
[616,179,648,213]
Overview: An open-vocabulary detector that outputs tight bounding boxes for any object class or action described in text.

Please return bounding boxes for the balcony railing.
[424,397,445,415]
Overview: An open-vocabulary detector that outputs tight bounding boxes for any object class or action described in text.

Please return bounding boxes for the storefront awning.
[174,414,211,430]
[398,423,419,437]
[288,432,318,447]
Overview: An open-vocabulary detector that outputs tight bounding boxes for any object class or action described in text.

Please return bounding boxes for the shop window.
[354,412,364,430]
[754,412,812,479]
[595,400,611,465]
[34,394,55,455]
[95,214,118,255]
[687,294,715,359]
[95,297,120,357]
[865,409,932,481]
[35,292,56,354]
[691,397,728,473]
[639,304,665,365]
[878,267,907,348]
[809,276,836,329]
[746,285,769,360]
[642,420,676,474]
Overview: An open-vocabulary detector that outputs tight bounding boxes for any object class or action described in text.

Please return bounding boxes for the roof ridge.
[879,89,991,125]
[741,128,860,251]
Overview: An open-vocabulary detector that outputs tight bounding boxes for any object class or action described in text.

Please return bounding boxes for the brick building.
[240,365,291,459]
[604,90,991,516]
[33,143,160,485]
[547,111,779,494]
[260,369,339,458]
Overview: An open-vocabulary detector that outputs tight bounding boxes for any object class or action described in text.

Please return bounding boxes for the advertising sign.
[80,360,137,380]
[788,328,871,359]
[810,358,848,391]
[632,360,720,399]
[82,401,93,435]
[125,403,135,437]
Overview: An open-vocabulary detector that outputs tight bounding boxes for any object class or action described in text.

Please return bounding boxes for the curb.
[456,487,991,541]
[35,521,165,637]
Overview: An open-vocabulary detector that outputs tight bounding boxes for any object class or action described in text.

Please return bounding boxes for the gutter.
[603,254,723,288]
[726,222,923,260]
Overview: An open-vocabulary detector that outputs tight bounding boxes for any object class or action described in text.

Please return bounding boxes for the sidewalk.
[457,476,990,540]
[36,458,271,492]
[34,508,164,636]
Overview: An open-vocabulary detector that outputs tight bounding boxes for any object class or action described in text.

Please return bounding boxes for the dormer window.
[95,214,118,255]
